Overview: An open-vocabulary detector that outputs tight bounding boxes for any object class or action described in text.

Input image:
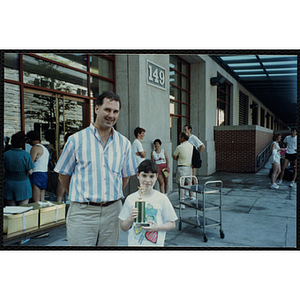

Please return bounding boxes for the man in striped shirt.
[54,91,138,246]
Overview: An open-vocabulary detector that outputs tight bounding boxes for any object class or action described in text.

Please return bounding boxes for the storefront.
[3,52,290,197]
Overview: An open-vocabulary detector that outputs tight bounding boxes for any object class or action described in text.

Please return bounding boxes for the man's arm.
[199,144,205,153]
[138,150,147,158]
[58,174,71,194]
[30,145,42,162]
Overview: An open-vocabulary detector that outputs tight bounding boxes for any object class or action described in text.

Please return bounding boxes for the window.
[217,81,231,126]
[239,91,249,125]
[169,55,191,174]
[260,108,265,127]
[169,55,191,131]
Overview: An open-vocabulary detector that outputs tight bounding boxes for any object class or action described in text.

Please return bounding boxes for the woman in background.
[4,132,35,206]
[151,139,170,194]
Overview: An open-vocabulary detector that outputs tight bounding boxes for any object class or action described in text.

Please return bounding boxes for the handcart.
[178,175,225,243]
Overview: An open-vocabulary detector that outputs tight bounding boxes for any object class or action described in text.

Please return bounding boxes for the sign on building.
[147,60,166,90]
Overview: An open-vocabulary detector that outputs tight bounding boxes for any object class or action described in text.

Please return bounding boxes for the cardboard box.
[21,201,66,227]
[3,209,39,236]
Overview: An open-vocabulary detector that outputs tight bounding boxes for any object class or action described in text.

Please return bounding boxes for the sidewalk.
[18,167,297,248]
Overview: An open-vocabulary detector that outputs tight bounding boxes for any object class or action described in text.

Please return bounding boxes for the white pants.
[67,201,122,246]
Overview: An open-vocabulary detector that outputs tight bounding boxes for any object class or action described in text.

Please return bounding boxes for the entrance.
[24,88,86,194]
[170,115,180,177]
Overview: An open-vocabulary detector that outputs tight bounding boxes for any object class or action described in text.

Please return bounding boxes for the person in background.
[4,136,12,152]
[151,139,170,194]
[3,132,35,206]
[173,132,193,209]
[270,133,285,189]
[183,124,205,200]
[27,130,50,202]
[54,91,138,246]
[132,127,147,166]
[278,128,297,187]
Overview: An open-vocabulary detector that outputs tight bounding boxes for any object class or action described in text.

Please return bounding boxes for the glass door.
[24,88,85,194]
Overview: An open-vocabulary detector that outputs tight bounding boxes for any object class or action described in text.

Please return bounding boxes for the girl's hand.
[128,208,139,222]
[142,220,159,232]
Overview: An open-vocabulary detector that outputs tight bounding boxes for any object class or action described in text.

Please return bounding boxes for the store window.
[217,81,231,126]
[260,108,265,127]
[239,91,248,125]
[169,55,191,174]
[4,83,21,139]
[23,55,88,95]
[4,53,20,81]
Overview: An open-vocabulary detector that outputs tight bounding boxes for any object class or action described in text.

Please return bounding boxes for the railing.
[257,141,273,169]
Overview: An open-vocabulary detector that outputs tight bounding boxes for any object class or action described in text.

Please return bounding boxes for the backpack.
[192,146,202,168]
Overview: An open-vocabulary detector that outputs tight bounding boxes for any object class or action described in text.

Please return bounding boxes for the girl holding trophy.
[119,160,177,246]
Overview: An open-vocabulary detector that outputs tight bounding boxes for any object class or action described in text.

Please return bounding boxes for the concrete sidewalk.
[42,167,297,248]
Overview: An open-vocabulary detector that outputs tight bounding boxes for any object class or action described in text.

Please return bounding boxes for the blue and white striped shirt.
[54,124,138,203]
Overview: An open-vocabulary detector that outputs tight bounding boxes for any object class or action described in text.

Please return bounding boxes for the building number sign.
[147,60,166,90]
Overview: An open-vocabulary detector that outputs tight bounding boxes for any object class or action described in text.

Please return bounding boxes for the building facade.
[3,53,288,196]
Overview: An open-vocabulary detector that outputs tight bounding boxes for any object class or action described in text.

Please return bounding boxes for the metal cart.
[178,176,225,243]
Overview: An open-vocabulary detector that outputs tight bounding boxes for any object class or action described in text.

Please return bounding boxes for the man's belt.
[82,199,120,207]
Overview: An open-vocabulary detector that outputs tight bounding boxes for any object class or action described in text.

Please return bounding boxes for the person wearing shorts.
[151,139,170,194]
[27,130,50,202]
[278,128,297,187]
[173,132,193,209]
[4,132,35,206]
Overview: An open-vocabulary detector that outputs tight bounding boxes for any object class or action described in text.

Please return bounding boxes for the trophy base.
[135,222,151,227]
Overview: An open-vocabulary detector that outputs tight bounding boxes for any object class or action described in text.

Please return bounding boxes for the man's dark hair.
[138,159,158,174]
[184,124,192,131]
[180,132,189,141]
[134,127,146,138]
[95,91,121,109]
[26,130,40,141]
[11,132,26,148]
[153,139,162,145]
[291,128,297,132]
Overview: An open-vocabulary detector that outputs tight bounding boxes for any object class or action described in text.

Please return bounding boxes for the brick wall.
[214,126,273,173]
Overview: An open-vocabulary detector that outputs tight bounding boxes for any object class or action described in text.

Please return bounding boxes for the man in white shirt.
[278,128,297,187]
[132,127,147,166]
[183,125,206,199]
[173,132,193,209]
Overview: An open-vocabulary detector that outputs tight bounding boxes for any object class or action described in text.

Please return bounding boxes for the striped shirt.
[54,123,138,203]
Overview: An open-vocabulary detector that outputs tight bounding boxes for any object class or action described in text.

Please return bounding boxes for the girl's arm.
[142,221,175,232]
[121,208,138,232]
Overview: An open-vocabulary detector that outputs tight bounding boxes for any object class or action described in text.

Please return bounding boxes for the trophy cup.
[135,185,150,227]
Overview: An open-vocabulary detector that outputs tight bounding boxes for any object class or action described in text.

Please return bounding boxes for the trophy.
[135,186,150,227]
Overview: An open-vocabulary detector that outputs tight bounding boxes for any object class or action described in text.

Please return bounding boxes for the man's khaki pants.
[67,201,122,246]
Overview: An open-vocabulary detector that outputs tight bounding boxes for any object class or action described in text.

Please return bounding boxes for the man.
[132,127,147,166]
[183,124,206,199]
[54,91,138,246]
[278,128,297,187]
[27,130,50,202]
[173,132,193,209]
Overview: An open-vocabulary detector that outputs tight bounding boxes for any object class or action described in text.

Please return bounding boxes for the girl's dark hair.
[138,159,158,174]
[153,139,162,145]
[11,132,25,148]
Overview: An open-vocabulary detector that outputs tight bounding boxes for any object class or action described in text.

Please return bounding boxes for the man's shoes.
[277,180,283,185]
[270,183,279,189]
[289,181,295,187]
[174,204,185,209]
